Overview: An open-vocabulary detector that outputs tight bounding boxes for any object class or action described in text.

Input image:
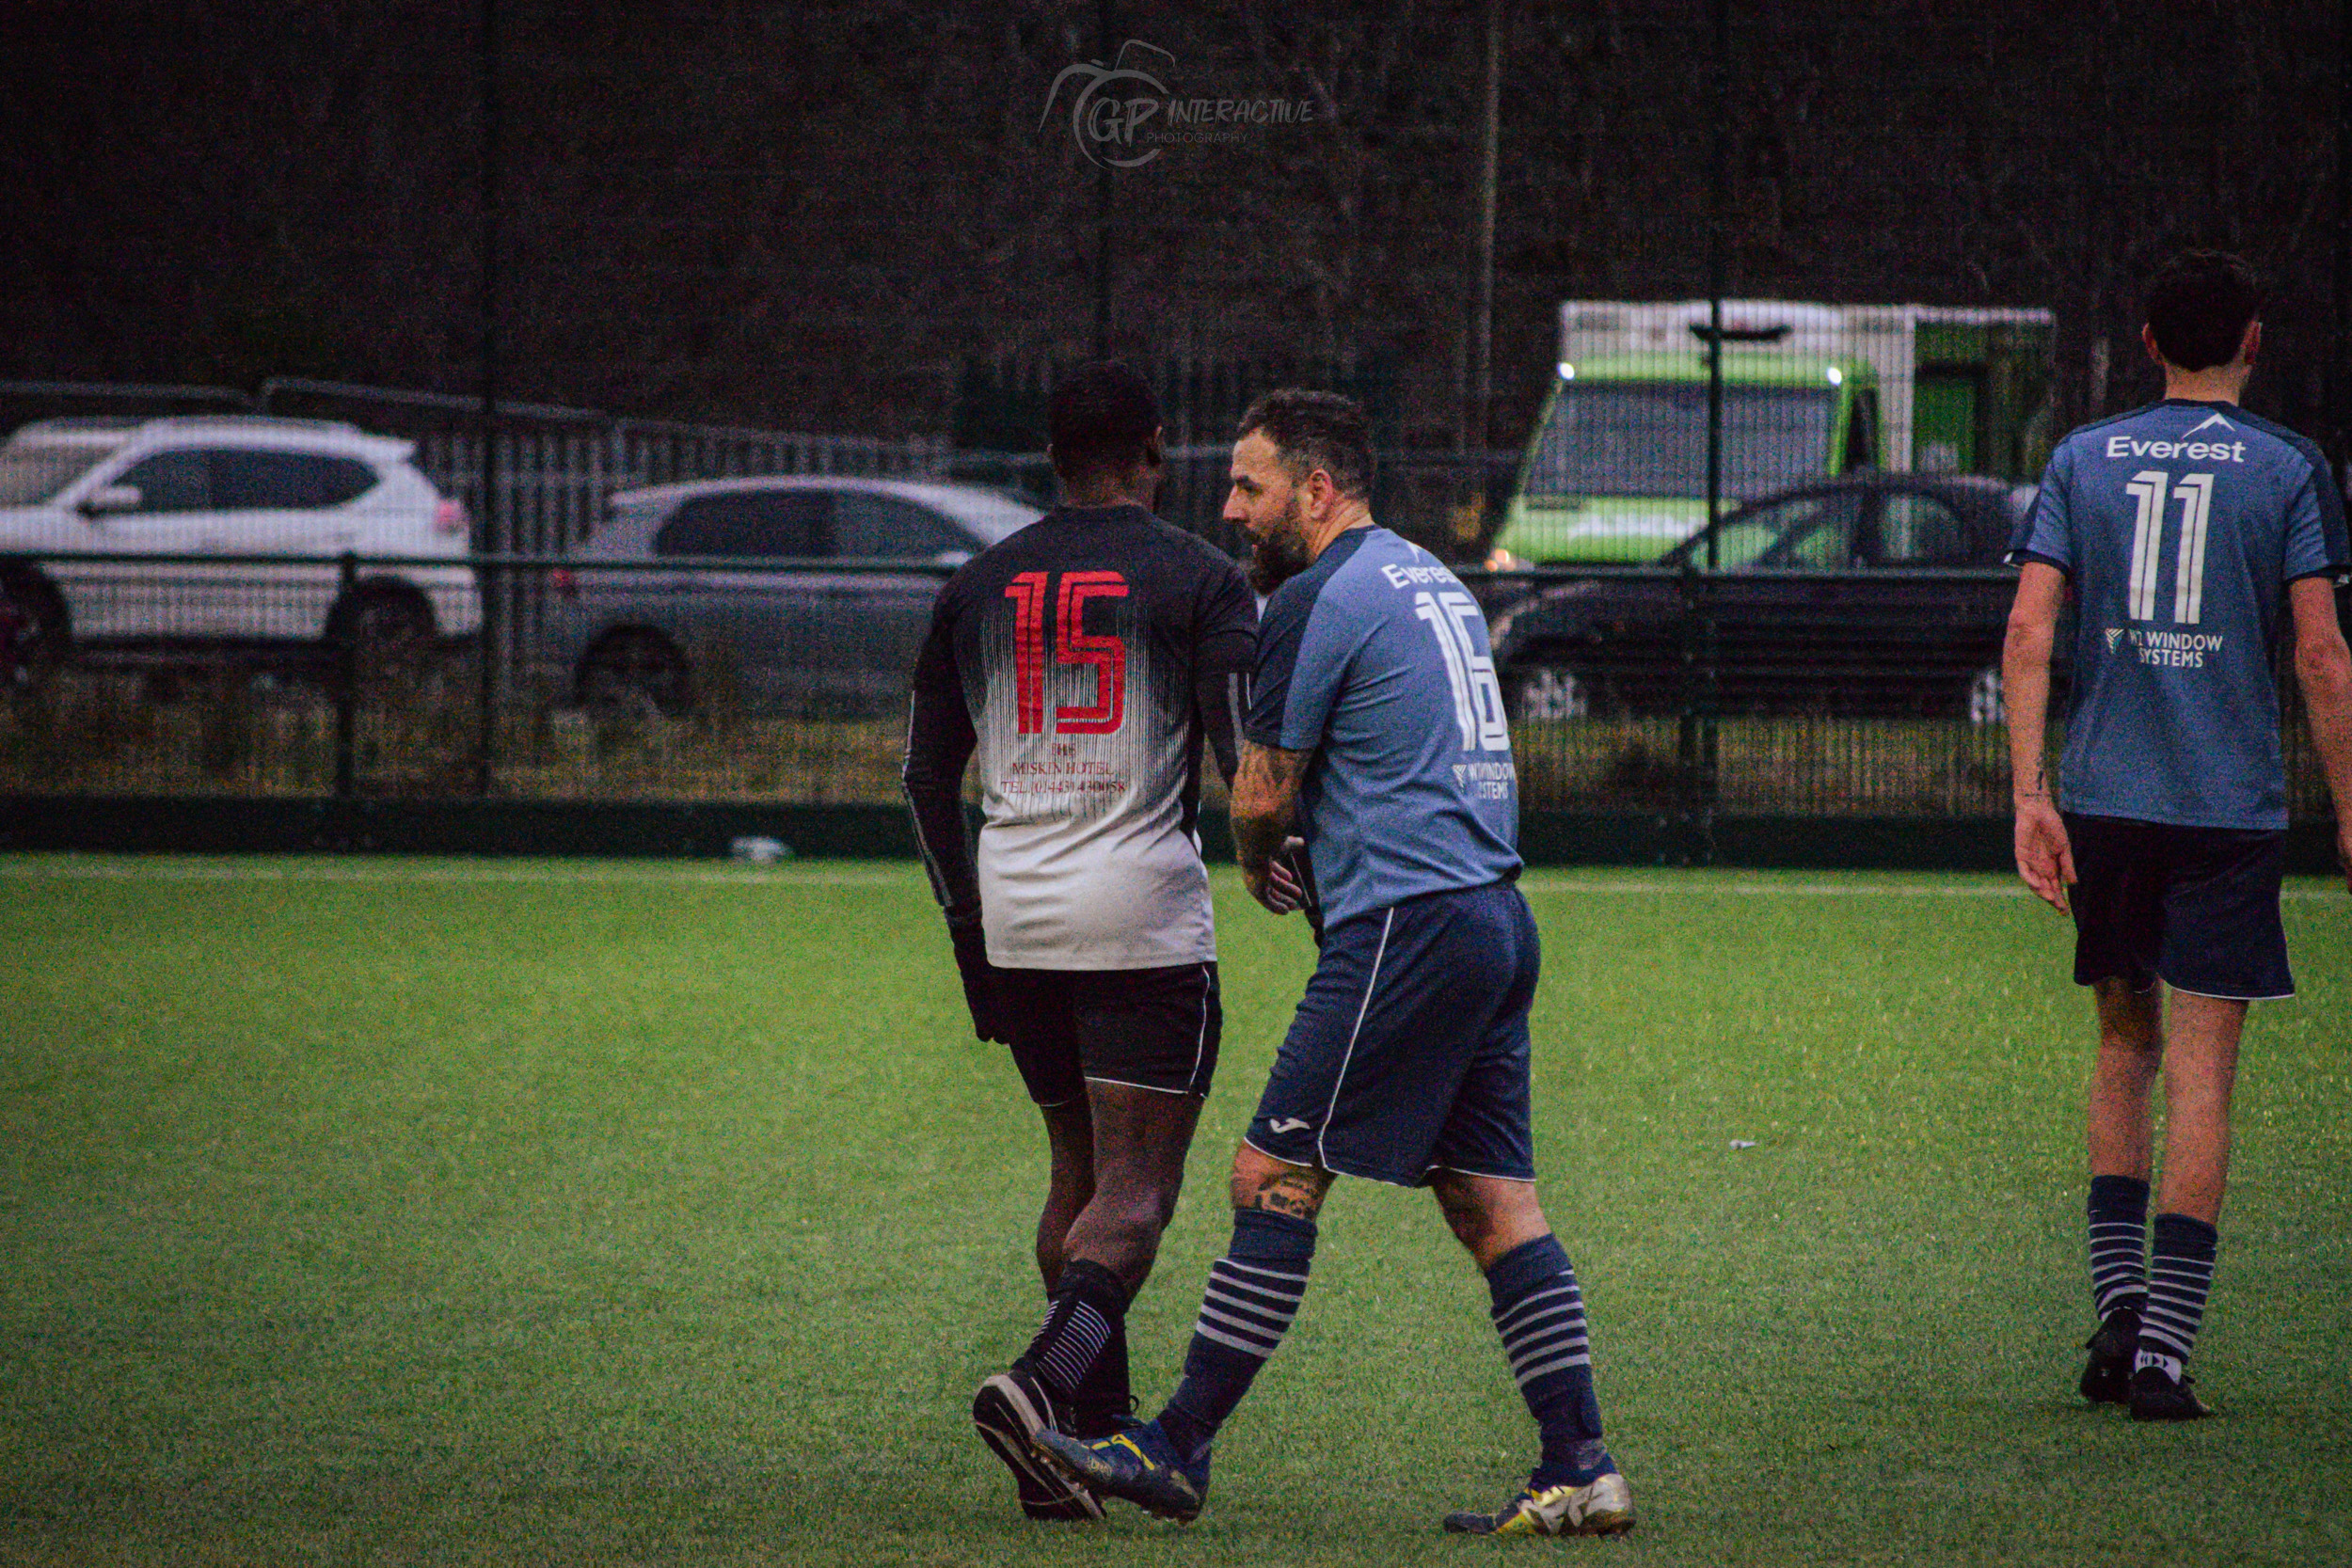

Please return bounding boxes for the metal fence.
[3,550,2339,828]
[0,378,957,562]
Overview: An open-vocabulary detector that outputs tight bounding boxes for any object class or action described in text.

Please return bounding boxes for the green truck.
[1489,300,2054,566]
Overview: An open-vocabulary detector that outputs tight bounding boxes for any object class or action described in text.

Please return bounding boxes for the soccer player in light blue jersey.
[1037,390,1636,1537]
[2003,251,2352,1420]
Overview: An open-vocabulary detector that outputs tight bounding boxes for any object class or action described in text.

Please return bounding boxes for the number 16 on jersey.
[1414,590,1509,752]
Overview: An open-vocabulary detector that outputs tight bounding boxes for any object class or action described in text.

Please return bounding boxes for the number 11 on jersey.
[2123,469,2215,625]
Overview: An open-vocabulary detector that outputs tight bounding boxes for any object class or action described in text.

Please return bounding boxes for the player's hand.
[1247,837,1308,915]
[948,921,1013,1043]
[2013,797,2075,914]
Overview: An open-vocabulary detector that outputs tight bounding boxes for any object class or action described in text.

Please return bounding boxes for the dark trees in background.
[1,1,2343,452]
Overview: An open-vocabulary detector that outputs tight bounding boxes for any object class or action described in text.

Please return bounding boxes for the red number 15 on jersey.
[1004,570,1128,736]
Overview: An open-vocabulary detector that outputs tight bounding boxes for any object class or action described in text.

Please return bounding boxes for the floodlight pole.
[1685,0,1731,866]
[474,0,501,796]
[1093,0,1114,358]
[1470,0,1501,451]
[1705,0,1727,568]
[2333,0,2351,483]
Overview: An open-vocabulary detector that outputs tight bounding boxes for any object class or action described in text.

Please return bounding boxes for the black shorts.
[2065,813,2293,1002]
[1245,880,1539,1187]
[994,962,1221,1106]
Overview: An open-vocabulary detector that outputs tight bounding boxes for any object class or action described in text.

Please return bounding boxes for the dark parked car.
[543,477,1041,715]
[1486,473,2034,723]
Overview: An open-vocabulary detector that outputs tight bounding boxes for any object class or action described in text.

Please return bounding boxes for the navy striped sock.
[1157,1209,1315,1462]
[2087,1174,2150,1323]
[1487,1234,1612,1488]
[2136,1212,2218,1380]
[1018,1259,1128,1401]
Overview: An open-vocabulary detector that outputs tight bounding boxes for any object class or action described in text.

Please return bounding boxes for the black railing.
[0,550,2338,830]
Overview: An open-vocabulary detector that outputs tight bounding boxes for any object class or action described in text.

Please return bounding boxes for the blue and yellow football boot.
[1443,1470,1636,1537]
[1033,1418,1209,1524]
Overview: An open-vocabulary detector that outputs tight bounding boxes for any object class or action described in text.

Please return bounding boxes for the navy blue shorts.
[995,962,1221,1106]
[2064,814,2292,1002]
[1246,879,1538,1187]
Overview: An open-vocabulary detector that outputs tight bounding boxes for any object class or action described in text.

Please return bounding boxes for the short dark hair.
[2145,250,2263,372]
[1236,388,1373,499]
[1049,361,1161,480]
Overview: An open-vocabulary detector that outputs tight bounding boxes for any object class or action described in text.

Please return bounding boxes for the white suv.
[0,414,480,681]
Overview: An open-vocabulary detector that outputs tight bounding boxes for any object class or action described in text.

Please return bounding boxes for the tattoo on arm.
[1232,741,1310,874]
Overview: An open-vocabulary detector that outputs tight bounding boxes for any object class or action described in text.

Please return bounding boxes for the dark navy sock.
[1017,1259,1128,1402]
[1064,1309,1131,1435]
[2087,1174,2150,1323]
[2137,1212,2218,1380]
[1486,1234,1612,1489]
[1157,1208,1316,1463]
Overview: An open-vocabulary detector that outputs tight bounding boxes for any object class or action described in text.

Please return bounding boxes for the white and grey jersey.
[902,504,1258,970]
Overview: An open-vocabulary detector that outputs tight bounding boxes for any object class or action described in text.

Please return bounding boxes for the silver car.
[542,476,1041,716]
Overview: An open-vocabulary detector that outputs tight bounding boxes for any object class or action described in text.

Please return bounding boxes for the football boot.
[2079,1307,2139,1405]
[1033,1418,1209,1523]
[2128,1364,2213,1422]
[972,1369,1104,1521]
[1443,1470,1636,1537]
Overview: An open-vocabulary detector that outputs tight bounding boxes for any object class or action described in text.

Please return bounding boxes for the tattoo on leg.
[1247,1167,1327,1220]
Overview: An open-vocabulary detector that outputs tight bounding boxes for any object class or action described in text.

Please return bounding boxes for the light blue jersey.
[2008,400,2351,830]
[1244,527,1521,926]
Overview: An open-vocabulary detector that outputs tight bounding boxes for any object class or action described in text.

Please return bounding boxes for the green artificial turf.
[1,855,2346,1566]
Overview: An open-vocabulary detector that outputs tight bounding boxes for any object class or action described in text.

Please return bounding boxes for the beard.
[1245,497,1317,594]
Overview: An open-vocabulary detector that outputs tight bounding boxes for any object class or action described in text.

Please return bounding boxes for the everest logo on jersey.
[2106,421,2247,462]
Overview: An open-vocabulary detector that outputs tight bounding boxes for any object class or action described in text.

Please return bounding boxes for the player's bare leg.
[1035,1098,1095,1287]
[972,1096,1110,1521]
[2086,980,2161,1182]
[2079,979,2162,1402]
[1229,1140,1334,1219]
[1059,1082,1205,1292]
[1430,1171,1633,1538]
[1038,1083,1203,1440]
[2152,989,2244,1226]
[2125,987,2245,1419]
[977,1083,1210,1518]
[1429,1168,1550,1269]
[1035,1145,1334,1522]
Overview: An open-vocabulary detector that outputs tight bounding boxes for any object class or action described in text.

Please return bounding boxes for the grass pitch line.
[0,857,2337,900]
[1517,874,2342,901]
[1516,875,2025,899]
[0,857,917,889]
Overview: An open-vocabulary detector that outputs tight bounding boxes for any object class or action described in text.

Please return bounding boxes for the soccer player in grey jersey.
[2003,251,2352,1420]
[1039,389,1637,1537]
[901,363,1258,1517]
